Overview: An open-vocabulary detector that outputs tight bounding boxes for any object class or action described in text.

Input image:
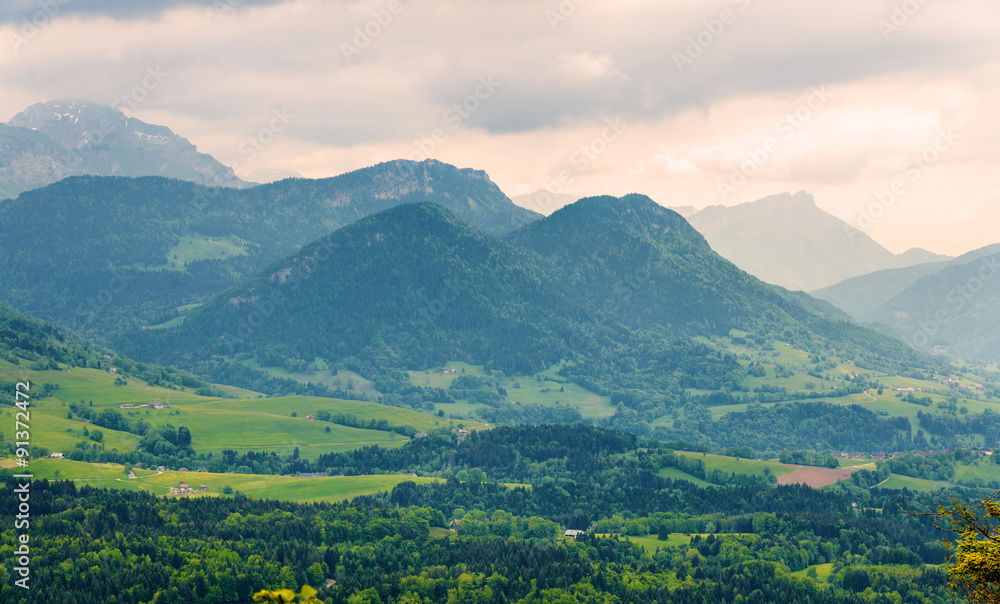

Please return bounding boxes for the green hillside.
[0,159,539,337]
[24,458,439,503]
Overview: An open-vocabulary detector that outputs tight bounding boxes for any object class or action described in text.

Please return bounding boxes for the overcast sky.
[2,0,998,255]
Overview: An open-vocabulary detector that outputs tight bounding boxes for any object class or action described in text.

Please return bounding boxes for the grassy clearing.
[880,474,953,492]
[12,367,219,408]
[657,466,714,487]
[25,459,438,503]
[137,402,405,461]
[789,563,835,583]
[953,461,1000,485]
[146,316,187,330]
[1,406,141,453]
[675,452,797,477]
[9,364,455,461]
[140,233,250,271]
[131,395,483,460]
[409,361,615,419]
[239,358,382,398]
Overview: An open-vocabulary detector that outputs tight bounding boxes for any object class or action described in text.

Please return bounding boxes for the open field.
[6,363,467,461]
[25,458,439,503]
[129,395,483,460]
[0,405,142,453]
[789,563,835,583]
[140,233,251,271]
[238,359,383,398]
[657,466,714,487]
[953,460,1000,484]
[777,466,859,488]
[675,452,798,478]
[688,335,1000,441]
[409,361,615,419]
[880,474,954,492]
[7,367,228,407]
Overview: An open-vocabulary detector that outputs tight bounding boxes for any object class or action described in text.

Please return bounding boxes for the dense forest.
[0,467,965,603]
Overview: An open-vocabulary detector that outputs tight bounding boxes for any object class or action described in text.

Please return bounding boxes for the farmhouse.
[150,401,166,410]
[179,483,191,493]
[306,415,316,420]
[200,484,208,491]
[564,530,584,538]
[50,452,64,459]
[178,467,189,472]
[414,433,427,438]
[120,403,135,409]
[157,466,167,471]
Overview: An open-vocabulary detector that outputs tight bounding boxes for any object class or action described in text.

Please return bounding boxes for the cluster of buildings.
[176,483,208,494]
[937,377,987,392]
[119,401,168,410]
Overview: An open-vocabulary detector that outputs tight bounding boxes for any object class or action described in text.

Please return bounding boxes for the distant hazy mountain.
[811,262,952,320]
[0,99,245,198]
[687,191,951,291]
[0,159,540,333]
[861,244,1000,360]
[814,244,1000,321]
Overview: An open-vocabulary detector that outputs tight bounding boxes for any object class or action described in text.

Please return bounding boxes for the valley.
[0,157,996,604]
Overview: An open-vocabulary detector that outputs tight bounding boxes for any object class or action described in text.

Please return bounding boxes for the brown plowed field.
[777,466,859,488]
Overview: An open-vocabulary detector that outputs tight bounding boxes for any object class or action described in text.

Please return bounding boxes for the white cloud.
[1,0,999,255]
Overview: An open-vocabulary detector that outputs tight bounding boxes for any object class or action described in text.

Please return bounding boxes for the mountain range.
[0,159,539,336]
[814,244,1000,360]
[0,99,245,199]
[686,192,951,291]
[120,195,928,406]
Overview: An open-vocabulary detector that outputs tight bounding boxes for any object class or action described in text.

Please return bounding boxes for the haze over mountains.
[0,99,245,199]
[814,244,1000,360]
[0,100,993,364]
[686,192,952,292]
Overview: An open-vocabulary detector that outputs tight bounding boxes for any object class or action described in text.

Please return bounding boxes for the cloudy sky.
[2,0,998,255]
